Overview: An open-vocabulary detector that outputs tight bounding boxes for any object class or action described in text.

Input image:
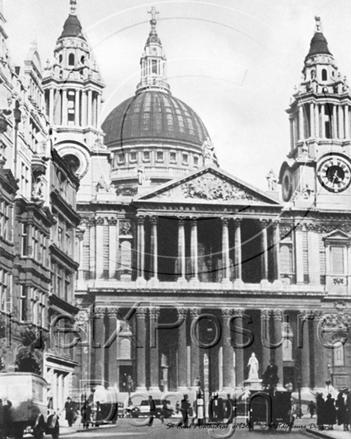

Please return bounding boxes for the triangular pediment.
[324,229,351,241]
[135,165,281,206]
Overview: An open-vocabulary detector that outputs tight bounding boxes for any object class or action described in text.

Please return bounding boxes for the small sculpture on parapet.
[266,169,278,191]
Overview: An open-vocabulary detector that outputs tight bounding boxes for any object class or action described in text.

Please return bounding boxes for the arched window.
[68,53,75,66]
[59,54,63,64]
[322,69,327,81]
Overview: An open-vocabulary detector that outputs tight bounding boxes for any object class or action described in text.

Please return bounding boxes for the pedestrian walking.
[345,389,351,431]
[147,395,155,427]
[180,394,190,427]
[307,400,316,418]
[324,394,336,429]
[65,397,75,427]
[81,400,91,429]
[316,393,325,430]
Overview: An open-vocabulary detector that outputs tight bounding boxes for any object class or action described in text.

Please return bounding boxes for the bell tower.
[279,17,351,209]
[42,0,109,200]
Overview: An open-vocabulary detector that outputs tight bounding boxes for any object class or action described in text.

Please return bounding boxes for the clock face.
[317,156,351,193]
[282,169,293,201]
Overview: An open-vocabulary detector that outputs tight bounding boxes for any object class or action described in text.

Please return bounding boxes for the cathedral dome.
[102,90,210,149]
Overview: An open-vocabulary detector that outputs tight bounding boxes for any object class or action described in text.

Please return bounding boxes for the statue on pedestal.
[247,353,259,380]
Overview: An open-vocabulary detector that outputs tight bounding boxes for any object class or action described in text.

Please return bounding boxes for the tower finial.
[314,16,322,32]
[70,0,77,15]
[148,6,159,32]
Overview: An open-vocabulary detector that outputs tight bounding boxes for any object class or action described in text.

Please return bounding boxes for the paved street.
[59,418,315,439]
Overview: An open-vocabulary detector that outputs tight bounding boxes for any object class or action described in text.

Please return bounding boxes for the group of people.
[315,388,351,431]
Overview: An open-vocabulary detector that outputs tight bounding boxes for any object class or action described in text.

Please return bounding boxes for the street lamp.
[297,375,302,414]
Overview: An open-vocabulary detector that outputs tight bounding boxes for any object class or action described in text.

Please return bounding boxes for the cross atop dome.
[314,15,322,32]
[148,6,159,23]
[70,0,77,15]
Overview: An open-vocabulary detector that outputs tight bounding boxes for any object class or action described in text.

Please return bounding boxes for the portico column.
[177,307,188,392]
[150,216,158,280]
[177,218,186,281]
[261,309,271,374]
[289,117,295,151]
[87,90,92,126]
[315,103,320,138]
[92,307,105,385]
[149,307,161,392]
[313,312,328,388]
[338,105,344,139]
[310,103,314,138]
[190,308,200,387]
[272,309,284,385]
[82,91,87,126]
[272,220,280,282]
[233,308,245,387]
[222,217,230,282]
[298,105,304,141]
[190,219,198,281]
[137,216,145,280]
[135,307,147,391]
[49,88,55,123]
[299,311,313,389]
[75,90,80,126]
[321,104,326,138]
[62,89,68,125]
[333,104,338,138]
[260,219,269,282]
[234,218,242,281]
[345,105,350,139]
[221,309,234,390]
[106,308,118,389]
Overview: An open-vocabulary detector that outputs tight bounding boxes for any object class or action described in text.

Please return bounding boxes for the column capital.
[106,307,118,318]
[177,307,188,319]
[261,309,271,320]
[221,217,229,225]
[299,310,315,321]
[92,307,106,318]
[96,216,105,225]
[233,217,242,226]
[150,216,158,225]
[221,308,232,318]
[259,218,270,228]
[190,217,198,225]
[190,307,200,319]
[232,308,245,318]
[272,219,280,227]
[136,307,148,320]
[136,215,146,224]
[107,217,117,225]
[272,309,284,321]
[178,216,185,225]
[150,307,160,320]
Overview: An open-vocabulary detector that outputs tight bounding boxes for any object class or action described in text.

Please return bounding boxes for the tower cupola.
[136,7,170,93]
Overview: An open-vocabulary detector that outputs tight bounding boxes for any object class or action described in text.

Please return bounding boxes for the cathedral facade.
[1,0,351,411]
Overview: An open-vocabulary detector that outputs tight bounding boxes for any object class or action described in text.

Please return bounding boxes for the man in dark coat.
[324,394,336,429]
[180,395,190,427]
[262,359,279,389]
[336,391,345,427]
[65,397,75,427]
[148,396,156,427]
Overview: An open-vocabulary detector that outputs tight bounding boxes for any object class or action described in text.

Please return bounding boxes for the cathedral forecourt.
[39,1,351,404]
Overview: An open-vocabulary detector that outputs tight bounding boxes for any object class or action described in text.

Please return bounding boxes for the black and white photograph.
[1,0,351,439]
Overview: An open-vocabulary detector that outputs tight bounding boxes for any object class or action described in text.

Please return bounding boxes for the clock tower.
[279,17,351,210]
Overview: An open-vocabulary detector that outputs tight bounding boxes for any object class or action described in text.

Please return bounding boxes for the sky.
[4,0,351,189]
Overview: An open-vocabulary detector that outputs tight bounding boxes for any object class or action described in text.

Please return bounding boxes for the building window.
[152,59,157,75]
[322,69,327,81]
[0,272,11,313]
[156,151,164,162]
[170,152,176,163]
[67,90,75,124]
[182,154,188,165]
[20,285,28,322]
[68,53,75,66]
[21,224,29,256]
[194,156,199,166]
[280,244,293,273]
[330,246,345,274]
[0,200,9,241]
[130,152,137,162]
[117,153,125,164]
[143,151,150,162]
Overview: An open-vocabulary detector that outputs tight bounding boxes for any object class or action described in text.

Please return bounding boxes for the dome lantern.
[136,7,170,93]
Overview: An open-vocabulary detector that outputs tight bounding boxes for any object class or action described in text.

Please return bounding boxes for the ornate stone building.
[7,0,350,403]
[0,0,80,416]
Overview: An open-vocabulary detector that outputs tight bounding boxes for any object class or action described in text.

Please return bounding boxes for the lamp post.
[297,375,302,415]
